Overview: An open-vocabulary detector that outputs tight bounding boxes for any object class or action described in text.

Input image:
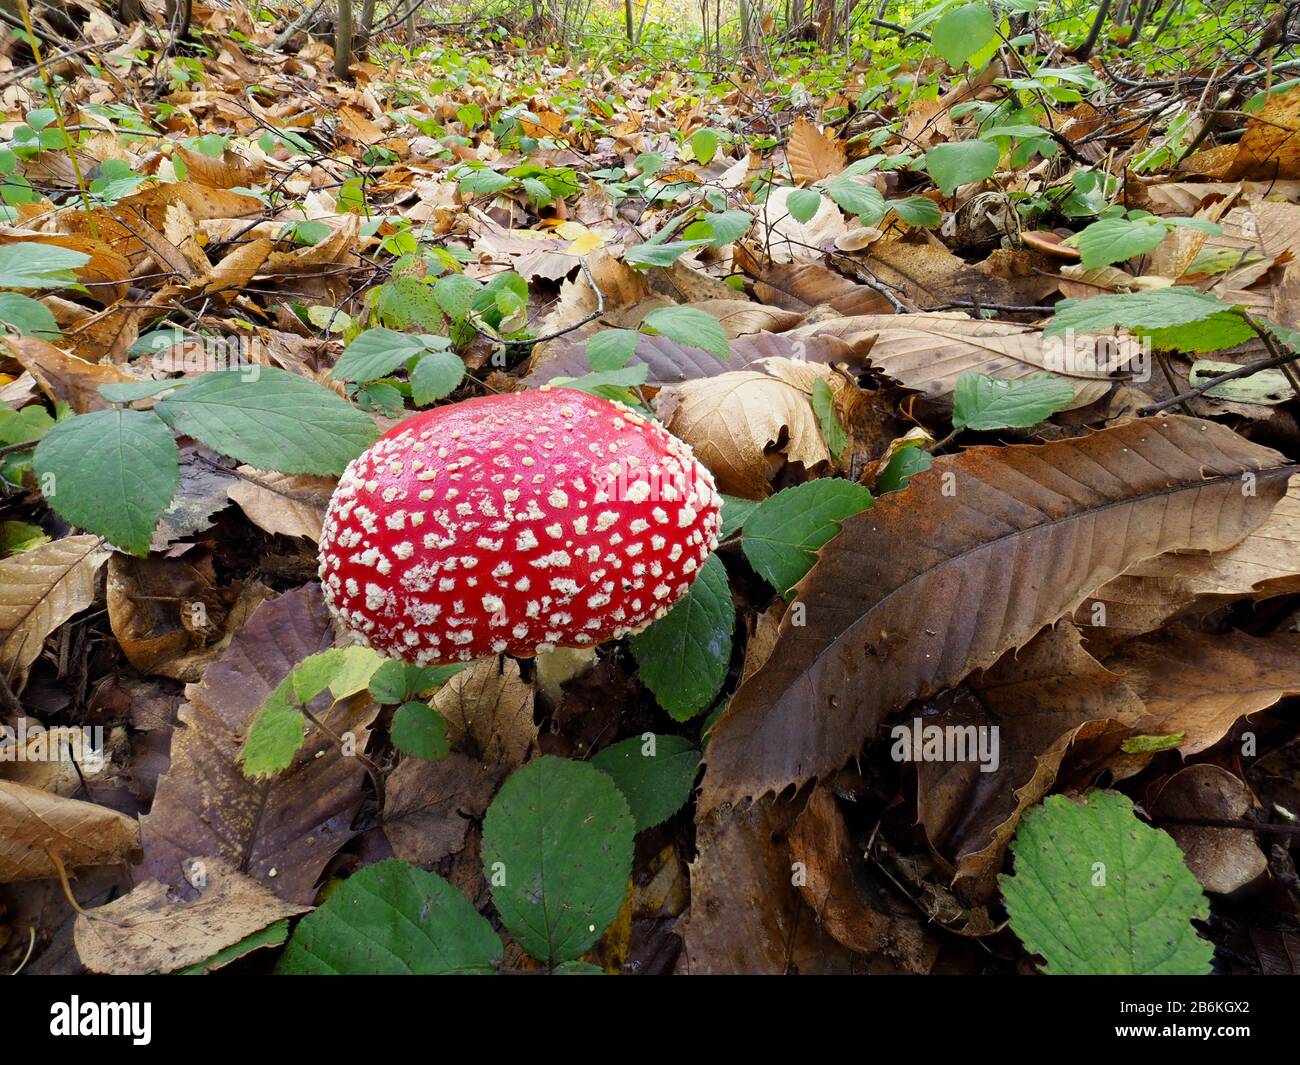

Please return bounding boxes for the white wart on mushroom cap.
[318,388,723,665]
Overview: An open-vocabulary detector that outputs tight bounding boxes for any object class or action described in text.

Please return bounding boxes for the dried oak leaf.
[701,417,1291,811]
[0,780,140,882]
[0,534,110,690]
[73,857,306,975]
[138,584,379,904]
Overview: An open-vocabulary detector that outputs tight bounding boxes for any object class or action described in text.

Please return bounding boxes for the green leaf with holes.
[1000,791,1213,975]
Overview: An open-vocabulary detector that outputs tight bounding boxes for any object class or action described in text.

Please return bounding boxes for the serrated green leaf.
[333,327,429,383]
[411,348,465,405]
[1000,791,1214,975]
[239,686,304,780]
[720,494,758,537]
[391,701,451,762]
[624,239,710,268]
[586,328,640,370]
[378,276,444,333]
[33,408,179,555]
[826,175,885,220]
[925,140,1000,196]
[278,859,501,974]
[688,127,719,164]
[741,479,873,595]
[0,242,88,289]
[951,372,1075,431]
[642,305,729,361]
[458,169,514,197]
[434,273,481,321]
[933,2,997,67]
[0,291,59,337]
[1074,216,1169,269]
[699,208,753,247]
[890,196,943,227]
[786,187,823,223]
[592,734,700,831]
[368,660,470,703]
[481,756,635,965]
[153,366,378,476]
[1044,288,1252,353]
[630,553,734,720]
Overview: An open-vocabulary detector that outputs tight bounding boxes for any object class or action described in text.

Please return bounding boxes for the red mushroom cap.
[318,388,723,665]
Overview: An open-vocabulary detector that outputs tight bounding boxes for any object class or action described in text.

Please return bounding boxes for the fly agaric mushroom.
[318,388,723,665]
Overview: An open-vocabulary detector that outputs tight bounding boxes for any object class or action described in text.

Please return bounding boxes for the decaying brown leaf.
[0,780,140,882]
[138,585,378,904]
[73,857,307,975]
[0,535,111,690]
[432,656,537,770]
[702,417,1292,810]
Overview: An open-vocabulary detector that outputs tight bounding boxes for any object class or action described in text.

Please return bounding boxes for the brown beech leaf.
[73,857,306,975]
[786,118,847,185]
[676,798,862,974]
[1077,476,1300,644]
[789,311,1123,406]
[226,466,336,541]
[0,780,140,882]
[701,417,1292,811]
[657,359,834,497]
[138,584,379,904]
[382,752,504,865]
[431,656,537,770]
[0,535,111,690]
[1107,627,1300,756]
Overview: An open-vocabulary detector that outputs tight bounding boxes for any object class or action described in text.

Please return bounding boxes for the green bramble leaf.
[951,372,1075,432]
[481,756,635,966]
[932,2,997,67]
[642,305,730,362]
[630,553,734,720]
[592,734,700,831]
[741,479,874,595]
[1000,791,1214,975]
[278,859,501,974]
[33,408,179,556]
[925,140,1000,196]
